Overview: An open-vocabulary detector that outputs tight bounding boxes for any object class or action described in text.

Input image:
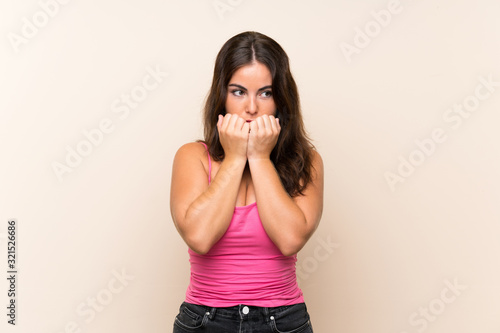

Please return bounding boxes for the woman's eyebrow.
[228,83,272,92]
[257,85,272,92]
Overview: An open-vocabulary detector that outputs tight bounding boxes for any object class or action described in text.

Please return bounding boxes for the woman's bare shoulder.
[309,149,324,179]
[310,148,322,159]
[172,142,210,177]
[174,141,207,158]
[311,148,323,165]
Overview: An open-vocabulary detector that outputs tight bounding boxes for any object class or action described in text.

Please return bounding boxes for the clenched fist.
[247,115,280,161]
[217,114,250,162]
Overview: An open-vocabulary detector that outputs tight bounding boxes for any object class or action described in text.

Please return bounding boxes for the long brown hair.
[202,31,315,197]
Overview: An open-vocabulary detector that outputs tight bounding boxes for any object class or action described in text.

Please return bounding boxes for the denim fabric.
[173,301,314,333]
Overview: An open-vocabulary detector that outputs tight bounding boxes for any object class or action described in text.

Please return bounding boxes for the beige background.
[1,0,499,332]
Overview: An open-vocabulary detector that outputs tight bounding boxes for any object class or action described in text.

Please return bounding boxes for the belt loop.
[208,306,216,320]
[263,306,269,320]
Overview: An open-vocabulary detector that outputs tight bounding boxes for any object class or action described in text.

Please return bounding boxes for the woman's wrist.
[222,154,248,167]
[247,156,273,169]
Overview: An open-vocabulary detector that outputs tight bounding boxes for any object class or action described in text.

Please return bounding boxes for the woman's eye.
[231,90,244,96]
[261,90,273,98]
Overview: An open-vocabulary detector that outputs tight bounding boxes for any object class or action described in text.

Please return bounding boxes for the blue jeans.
[173,301,314,333]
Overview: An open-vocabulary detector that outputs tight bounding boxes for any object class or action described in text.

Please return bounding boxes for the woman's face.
[225,61,276,122]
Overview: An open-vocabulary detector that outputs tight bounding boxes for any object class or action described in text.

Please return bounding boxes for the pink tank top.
[184,142,304,307]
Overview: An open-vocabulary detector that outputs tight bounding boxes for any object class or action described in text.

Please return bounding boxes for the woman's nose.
[245,96,257,114]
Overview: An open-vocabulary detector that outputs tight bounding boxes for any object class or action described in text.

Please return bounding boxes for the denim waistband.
[184,302,306,321]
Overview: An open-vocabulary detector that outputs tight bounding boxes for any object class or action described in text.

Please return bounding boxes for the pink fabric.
[184,143,304,307]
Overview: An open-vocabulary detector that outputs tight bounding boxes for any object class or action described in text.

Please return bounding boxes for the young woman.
[170,31,323,333]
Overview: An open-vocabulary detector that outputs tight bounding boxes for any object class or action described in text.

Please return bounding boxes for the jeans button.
[242,306,249,314]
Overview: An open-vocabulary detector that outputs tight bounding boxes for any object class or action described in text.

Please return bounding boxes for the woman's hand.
[217,114,250,162]
[247,115,281,161]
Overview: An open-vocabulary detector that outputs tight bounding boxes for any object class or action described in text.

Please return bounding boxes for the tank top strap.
[199,142,212,184]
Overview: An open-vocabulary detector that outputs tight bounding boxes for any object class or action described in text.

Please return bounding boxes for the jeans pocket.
[269,303,313,333]
[174,302,210,331]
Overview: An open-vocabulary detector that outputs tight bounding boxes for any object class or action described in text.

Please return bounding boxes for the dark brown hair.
[202,31,315,197]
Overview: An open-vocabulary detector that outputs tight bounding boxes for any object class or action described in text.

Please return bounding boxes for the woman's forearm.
[181,156,247,254]
[248,158,309,256]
